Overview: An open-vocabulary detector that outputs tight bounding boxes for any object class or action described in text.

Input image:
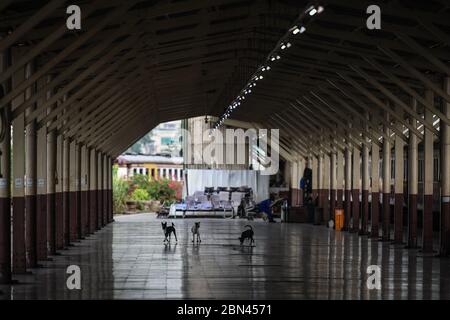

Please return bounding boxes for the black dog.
[162,222,178,243]
[239,225,254,246]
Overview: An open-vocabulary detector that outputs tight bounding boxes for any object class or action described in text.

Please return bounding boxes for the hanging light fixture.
[211,3,325,132]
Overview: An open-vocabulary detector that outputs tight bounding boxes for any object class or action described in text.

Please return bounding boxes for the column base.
[344,190,351,230]
[440,200,450,257]
[422,194,434,253]
[361,190,369,234]
[371,192,380,238]
[351,189,360,232]
[12,196,26,274]
[408,194,418,249]
[393,193,404,243]
[36,194,47,262]
[382,193,391,241]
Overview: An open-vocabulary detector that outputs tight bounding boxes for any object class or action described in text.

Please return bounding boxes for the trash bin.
[335,208,344,231]
[314,208,323,225]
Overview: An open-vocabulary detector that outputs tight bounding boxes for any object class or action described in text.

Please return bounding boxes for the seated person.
[257,194,284,222]
[237,197,256,218]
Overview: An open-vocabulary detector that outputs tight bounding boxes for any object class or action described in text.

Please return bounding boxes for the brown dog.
[191,222,201,243]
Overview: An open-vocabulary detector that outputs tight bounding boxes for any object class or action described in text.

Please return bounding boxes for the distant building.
[125,120,182,156]
[116,154,184,181]
[151,121,182,157]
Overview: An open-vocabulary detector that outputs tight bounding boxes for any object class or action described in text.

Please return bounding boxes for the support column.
[25,61,38,268]
[80,145,89,237]
[371,140,380,238]
[36,118,47,261]
[98,152,104,228]
[441,77,450,256]
[382,112,391,241]
[68,141,79,242]
[394,110,405,244]
[344,147,352,231]
[318,153,324,224]
[12,57,27,273]
[69,141,77,241]
[55,135,64,249]
[103,154,108,226]
[423,91,434,253]
[330,152,337,220]
[291,157,298,206]
[47,129,57,254]
[323,153,330,223]
[107,156,113,223]
[45,75,56,256]
[312,156,318,203]
[351,146,361,232]
[336,150,344,209]
[89,149,98,232]
[110,157,114,222]
[76,144,82,238]
[361,140,370,235]
[62,138,70,247]
[298,158,305,206]
[408,99,419,248]
[0,49,12,283]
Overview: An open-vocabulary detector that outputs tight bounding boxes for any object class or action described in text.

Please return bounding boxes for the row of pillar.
[290,90,450,257]
[0,50,114,284]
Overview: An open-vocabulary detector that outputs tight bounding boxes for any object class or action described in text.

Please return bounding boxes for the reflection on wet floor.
[1,213,449,300]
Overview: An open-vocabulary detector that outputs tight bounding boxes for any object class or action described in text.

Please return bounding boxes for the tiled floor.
[1,213,449,300]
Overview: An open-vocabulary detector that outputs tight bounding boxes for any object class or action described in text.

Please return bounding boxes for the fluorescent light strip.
[212,4,324,132]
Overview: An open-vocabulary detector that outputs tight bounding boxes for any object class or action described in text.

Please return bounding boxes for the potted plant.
[113,166,129,214]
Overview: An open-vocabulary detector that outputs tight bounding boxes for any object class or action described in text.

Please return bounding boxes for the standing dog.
[191,222,201,243]
[161,222,178,243]
[239,225,254,246]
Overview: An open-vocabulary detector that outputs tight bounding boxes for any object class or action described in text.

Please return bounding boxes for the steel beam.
[0,0,66,53]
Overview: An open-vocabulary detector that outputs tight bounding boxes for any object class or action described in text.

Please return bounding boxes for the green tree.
[112,165,129,213]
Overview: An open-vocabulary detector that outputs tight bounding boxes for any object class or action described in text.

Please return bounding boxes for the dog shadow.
[240,244,255,251]
[163,242,177,253]
[191,243,201,256]
[191,240,201,247]
[230,243,255,255]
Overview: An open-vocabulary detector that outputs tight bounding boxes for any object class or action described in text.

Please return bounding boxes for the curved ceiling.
[0,0,449,159]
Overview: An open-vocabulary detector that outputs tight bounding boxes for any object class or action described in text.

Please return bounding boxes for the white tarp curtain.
[184,169,269,202]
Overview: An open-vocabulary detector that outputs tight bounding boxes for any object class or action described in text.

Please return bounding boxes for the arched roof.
[1,0,449,159]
